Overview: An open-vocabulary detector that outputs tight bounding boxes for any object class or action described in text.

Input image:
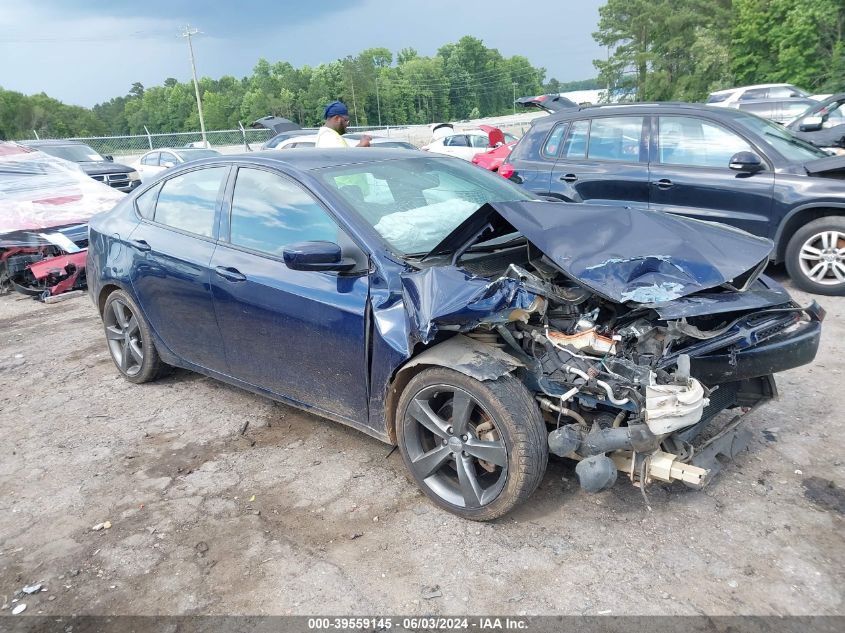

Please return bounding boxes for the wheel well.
[97,284,121,316]
[383,362,429,445]
[382,335,522,444]
[776,208,845,262]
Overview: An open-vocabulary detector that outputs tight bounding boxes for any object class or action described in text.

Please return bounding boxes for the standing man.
[315,101,371,148]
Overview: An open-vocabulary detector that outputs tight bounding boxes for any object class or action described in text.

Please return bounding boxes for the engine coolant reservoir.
[644,377,708,434]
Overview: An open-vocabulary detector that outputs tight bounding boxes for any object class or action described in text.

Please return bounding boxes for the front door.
[210,166,370,422]
[648,115,774,236]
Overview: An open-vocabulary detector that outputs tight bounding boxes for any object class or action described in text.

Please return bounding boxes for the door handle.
[653,178,673,189]
[214,266,247,282]
[127,239,151,252]
[559,173,578,183]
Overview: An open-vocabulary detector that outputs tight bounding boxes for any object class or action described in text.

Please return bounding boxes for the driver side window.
[229,168,339,256]
[658,116,755,168]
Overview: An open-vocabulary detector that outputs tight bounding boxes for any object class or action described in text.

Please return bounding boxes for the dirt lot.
[0,268,843,617]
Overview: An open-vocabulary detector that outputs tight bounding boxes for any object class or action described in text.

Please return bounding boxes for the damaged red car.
[0,142,125,299]
[88,150,822,520]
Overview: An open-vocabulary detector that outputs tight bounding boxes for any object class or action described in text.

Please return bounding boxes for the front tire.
[102,289,162,383]
[785,217,845,295]
[396,367,547,521]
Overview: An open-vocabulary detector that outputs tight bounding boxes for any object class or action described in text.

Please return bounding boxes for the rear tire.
[785,217,845,296]
[102,289,162,383]
[396,367,547,521]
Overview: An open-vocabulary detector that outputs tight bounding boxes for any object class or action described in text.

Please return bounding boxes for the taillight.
[499,163,515,179]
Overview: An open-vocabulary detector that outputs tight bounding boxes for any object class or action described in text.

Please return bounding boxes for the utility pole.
[375,77,382,127]
[181,25,207,147]
[512,82,517,116]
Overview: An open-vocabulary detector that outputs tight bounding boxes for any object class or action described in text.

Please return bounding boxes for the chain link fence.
[15,113,542,163]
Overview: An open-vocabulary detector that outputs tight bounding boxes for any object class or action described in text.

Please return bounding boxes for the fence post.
[143,126,153,150]
[238,121,251,152]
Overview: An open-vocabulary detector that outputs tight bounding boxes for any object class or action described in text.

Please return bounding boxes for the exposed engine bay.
[399,201,824,496]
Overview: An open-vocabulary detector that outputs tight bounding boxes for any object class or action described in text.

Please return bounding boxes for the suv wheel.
[396,368,547,521]
[785,217,845,296]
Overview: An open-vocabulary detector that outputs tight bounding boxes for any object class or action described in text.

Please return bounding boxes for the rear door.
[648,115,774,236]
[138,152,161,181]
[441,135,476,160]
[209,166,370,420]
[509,122,567,194]
[127,166,230,372]
[549,115,650,208]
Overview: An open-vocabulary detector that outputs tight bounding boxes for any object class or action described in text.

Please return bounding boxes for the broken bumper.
[690,317,822,385]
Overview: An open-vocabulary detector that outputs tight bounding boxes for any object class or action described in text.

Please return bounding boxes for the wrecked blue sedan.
[87,149,823,520]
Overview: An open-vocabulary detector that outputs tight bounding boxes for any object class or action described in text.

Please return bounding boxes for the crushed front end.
[402,201,823,497]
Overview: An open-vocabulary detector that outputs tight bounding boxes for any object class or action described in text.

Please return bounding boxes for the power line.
[0,30,176,43]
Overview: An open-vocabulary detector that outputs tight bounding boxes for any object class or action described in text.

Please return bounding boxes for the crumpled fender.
[401,334,522,381]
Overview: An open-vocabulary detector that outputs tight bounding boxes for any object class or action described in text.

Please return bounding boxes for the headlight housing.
[128,170,141,181]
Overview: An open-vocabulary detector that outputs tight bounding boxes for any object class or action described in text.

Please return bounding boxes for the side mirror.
[800,115,823,132]
[729,151,764,174]
[161,160,177,168]
[283,241,356,272]
[104,155,114,162]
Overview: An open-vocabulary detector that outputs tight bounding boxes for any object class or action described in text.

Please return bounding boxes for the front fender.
[401,334,522,381]
[382,334,523,444]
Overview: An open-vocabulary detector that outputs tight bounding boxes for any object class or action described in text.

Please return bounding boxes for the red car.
[472,139,518,173]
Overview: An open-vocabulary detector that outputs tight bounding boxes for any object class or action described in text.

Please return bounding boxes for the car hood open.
[426,201,774,304]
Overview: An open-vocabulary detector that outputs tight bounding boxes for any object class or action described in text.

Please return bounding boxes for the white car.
[706,83,811,108]
[421,125,517,161]
[134,148,220,181]
[271,133,418,150]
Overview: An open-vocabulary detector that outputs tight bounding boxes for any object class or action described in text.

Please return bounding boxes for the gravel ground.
[0,267,843,617]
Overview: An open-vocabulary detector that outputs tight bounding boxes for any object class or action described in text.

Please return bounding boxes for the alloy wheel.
[798,230,845,285]
[103,298,144,377]
[403,385,508,509]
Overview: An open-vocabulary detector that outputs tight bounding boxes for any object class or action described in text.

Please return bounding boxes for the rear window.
[153,167,227,237]
[542,123,568,158]
[562,120,589,159]
[739,88,769,101]
[706,93,731,104]
[587,116,644,162]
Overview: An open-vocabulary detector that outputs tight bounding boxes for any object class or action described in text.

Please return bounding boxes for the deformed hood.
[804,153,845,176]
[430,201,774,304]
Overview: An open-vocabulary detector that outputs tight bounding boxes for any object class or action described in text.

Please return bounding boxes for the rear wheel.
[396,367,547,521]
[785,217,845,295]
[102,289,162,383]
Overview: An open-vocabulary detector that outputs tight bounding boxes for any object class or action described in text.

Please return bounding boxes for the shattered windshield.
[315,156,533,255]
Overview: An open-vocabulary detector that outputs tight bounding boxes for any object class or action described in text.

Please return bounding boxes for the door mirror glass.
[283,241,355,272]
[800,115,824,132]
[729,151,764,173]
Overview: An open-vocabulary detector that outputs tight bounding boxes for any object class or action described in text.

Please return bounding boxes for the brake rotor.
[474,416,500,473]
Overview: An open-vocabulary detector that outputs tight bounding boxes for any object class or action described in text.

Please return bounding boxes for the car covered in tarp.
[0,142,125,298]
[87,150,821,520]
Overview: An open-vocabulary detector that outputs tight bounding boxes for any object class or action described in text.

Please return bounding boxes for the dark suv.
[21,140,141,192]
[503,103,845,295]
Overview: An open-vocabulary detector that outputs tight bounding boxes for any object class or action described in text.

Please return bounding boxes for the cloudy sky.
[0,0,605,107]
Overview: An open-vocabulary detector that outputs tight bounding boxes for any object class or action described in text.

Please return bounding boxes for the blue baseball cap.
[324,101,349,119]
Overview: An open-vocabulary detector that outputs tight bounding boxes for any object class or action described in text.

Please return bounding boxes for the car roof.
[710,83,797,95]
[202,148,428,171]
[529,102,771,130]
[19,140,89,147]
